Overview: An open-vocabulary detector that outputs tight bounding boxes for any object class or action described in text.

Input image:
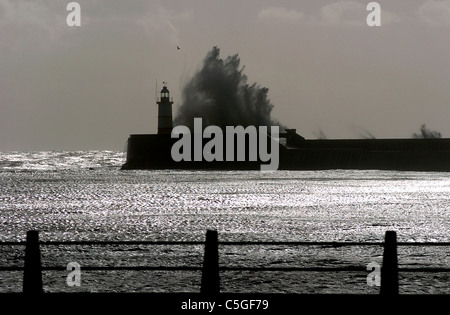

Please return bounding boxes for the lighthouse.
[157,84,173,134]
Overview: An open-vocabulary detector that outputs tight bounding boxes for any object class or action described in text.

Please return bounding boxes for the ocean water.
[0,151,448,294]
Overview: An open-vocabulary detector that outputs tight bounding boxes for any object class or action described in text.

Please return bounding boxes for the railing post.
[23,230,43,294]
[380,230,399,295]
[201,230,220,295]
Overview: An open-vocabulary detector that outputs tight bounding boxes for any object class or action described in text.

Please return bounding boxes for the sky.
[1,0,449,151]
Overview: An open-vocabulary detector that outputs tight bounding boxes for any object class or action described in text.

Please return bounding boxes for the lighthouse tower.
[157,85,173,134]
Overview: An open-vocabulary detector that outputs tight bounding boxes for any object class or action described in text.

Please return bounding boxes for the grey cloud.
[257,1,400,27]
[418,0,450,26]
[258,7,304,21]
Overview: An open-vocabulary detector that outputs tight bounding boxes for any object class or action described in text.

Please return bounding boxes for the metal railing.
[0,230,448,295]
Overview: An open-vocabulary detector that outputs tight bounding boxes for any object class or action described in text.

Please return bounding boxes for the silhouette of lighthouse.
[157,83,173,134]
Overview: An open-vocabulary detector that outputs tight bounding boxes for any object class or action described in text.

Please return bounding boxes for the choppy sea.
[0,151,448,294]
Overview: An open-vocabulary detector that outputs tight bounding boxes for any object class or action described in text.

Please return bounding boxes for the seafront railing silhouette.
[0,230,448,295]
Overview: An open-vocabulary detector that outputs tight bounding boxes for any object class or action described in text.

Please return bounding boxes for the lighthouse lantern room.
[157,84,173,134]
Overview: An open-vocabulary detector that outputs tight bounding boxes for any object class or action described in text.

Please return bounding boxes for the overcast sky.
[1,0,449,151]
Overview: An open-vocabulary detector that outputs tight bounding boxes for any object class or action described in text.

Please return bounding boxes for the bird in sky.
[177,45,181,50]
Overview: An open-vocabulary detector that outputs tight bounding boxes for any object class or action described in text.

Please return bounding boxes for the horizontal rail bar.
[222,267,366,272]
[221,267,450,272]
[221,241,450,246]
[0,266,202,271]
[396,242,450,246]
[0,267,202,272]
[1,266,448,272]
[0,241,204,246]
[1,241,448,246]
[398,268,450,273]
[220,242,384,246]
[41,241,205,246]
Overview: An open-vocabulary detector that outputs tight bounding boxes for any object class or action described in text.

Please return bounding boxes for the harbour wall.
[121,134,450,171]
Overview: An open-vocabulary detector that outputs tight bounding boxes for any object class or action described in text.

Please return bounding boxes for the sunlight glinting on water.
[0,151,448,293]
